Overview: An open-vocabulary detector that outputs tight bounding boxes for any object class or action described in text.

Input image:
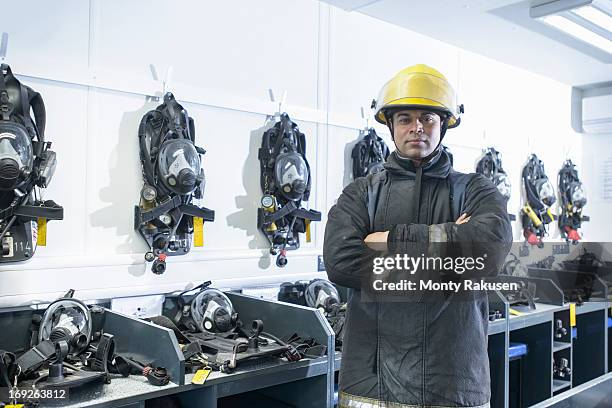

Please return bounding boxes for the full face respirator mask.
[278,279,341,314]
[278,279,346,350]
[304,279,341,313]
[174,281,238,334]
[0,64,63,262]
[16,291,95,379]
[135,92,215,274]
[258,113,321,268]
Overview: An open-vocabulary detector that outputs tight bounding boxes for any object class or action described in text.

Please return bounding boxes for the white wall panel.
[93,0,321,109]
[0,0,90,79]
[327,6,460,126]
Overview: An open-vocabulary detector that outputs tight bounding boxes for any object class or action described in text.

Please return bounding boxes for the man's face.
[392,109,442,159]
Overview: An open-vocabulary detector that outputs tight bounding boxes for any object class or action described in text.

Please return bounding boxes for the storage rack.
[1,272,610,408]
[0,293,335,408]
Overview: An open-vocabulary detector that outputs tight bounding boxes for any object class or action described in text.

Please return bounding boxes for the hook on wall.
[148,64,174,101]
[0,33,9,62]
[360,106,370,132]
[481,130,488,151]
[268,89,287,121]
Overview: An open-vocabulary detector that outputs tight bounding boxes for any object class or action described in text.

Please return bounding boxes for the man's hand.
[456,213,471,225]
[365,231,389,243]
[364,231,389,251]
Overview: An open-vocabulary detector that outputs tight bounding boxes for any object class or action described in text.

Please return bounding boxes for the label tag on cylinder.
[37,218,47,246]
[194,217,204,247]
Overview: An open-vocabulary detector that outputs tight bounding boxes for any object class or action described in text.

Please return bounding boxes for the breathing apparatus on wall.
[351,127,390,179]
[475,147,515,220]
[134,92,215,274]
[521,154,556,247]
[558,159,588,244]
[0,64,63,262]
[258,112,321,268]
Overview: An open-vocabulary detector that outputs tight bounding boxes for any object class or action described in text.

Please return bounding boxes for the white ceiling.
[321,0,612,88]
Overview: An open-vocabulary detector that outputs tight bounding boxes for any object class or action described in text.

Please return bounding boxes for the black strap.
[291,208,321,222]
[13,202,64,221]
[179,204,215,222]
[0,64,13,121]
[0,350,17,387]
[0,195,28,223]
[89,333,114,373]
[20,83,34,137]
[15,340,57,376]
[137,196,183,223]
[148,315,192,344]
[28,90,46,140]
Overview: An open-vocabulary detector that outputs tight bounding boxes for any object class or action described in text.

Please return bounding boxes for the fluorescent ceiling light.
[573,5,612,32]
[530,0,612,56]
[539,14,612,54]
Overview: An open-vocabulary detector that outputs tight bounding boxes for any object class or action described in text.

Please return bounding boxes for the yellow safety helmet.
[373,64,463,129]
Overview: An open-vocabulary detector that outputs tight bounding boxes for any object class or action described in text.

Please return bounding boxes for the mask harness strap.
[0,64,13,121]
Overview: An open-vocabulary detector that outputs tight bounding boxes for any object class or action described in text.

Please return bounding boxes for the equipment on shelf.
[562,249,606,273]
[553,357,571,379]
[0,290,149,405]
[501,253,528,277]
[278,279,346,350]
[521,154,556,247]
[489,309,503,322]
[150,282,321,374]
[258,112,321,268]
[501,281,537,310]
[534,255,557,270]
[558,160,588,244]
[0,64,63,263]
[554,319,568,339]
[134,92,214,274]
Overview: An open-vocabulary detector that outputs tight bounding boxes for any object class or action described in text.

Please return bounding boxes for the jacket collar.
[384,148,452,179]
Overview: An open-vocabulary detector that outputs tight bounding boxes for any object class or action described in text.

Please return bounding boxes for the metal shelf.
[553,342,572,352]
[552,379,572,393]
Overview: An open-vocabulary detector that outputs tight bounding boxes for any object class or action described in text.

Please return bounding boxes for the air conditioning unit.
[572,83,612,134]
